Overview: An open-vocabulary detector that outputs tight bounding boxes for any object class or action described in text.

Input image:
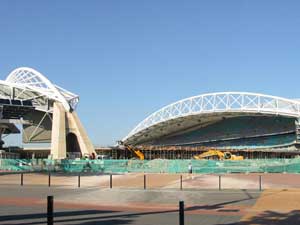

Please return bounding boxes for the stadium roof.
[1,67,79,112]
[123,92,300,145]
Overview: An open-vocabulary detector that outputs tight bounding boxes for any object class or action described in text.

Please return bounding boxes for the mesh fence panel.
[1,158,300,174]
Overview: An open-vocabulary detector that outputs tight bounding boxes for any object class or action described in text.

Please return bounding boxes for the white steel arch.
[5,67,78,111]
[123,92,300,141]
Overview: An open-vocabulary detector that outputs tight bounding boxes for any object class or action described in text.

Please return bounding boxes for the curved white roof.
[123,92,300,143]
[2,67,79,111]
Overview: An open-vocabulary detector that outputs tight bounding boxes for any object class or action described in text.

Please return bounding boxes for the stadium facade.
[0,67,95,159]
[120,92,300,159]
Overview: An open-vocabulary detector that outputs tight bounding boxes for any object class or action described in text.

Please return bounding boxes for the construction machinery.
[193,150,244,160]
[118,141,145,160]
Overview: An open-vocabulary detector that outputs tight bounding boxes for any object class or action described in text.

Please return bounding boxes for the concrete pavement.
[0,185,259,225]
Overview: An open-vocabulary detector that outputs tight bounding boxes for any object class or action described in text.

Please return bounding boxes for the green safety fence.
[2,158,300,174]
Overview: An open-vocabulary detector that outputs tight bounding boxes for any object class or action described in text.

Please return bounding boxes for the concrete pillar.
[50,102,66,159]
[50,101,95,159]
[66,111,95,156]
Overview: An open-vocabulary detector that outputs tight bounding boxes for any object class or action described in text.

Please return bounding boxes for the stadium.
[1,67,300,173]
[118,92,300,160]
[0,67,95,159]
[1,67,300,162]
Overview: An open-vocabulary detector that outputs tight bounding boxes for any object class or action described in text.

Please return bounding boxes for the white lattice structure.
[123,92,300,144]
[0,67,94,158]
[4,67,79,112]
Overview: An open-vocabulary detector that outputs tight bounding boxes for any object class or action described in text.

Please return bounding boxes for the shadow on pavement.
[225,210,300,225]
[0,209,179,225]
[0,210,120,221]
[186,189,257,211]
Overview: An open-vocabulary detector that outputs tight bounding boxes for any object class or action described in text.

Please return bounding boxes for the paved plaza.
[0,173,300,224]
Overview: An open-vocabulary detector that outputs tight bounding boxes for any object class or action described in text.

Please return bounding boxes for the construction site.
[2,67,300,225]
[3,1,300,224]
[1,68,300,174]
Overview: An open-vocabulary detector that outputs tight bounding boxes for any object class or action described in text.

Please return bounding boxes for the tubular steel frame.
[5,67,79,111]
[123,92,300,142]
[0,67,79,142]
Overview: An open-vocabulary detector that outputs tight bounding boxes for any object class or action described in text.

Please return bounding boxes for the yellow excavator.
[118,141,145,160]
[193,149,244,160]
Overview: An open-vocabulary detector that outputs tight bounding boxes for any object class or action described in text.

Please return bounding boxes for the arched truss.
[123,92,300,142]
[4,67,79,111]
[0,67,80,143]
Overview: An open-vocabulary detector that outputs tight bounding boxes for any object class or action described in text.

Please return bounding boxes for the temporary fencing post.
[259,175,262,191]
[110,174,112,189]
[20,173,23,186]
[180,175,183,190]
[48,172,51,187]
[78,174,81,188]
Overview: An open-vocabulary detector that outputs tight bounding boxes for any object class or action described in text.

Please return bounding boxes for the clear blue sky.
[1,1,300,146]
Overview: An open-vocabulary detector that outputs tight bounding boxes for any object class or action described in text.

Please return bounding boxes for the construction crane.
[193,149,244,160]
[118,141,145,160]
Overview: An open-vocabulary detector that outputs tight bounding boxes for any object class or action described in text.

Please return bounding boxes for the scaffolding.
[95,145,300,160]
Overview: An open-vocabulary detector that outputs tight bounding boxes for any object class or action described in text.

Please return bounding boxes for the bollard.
[144,174,146,190]
[78,174,81,188]
[219,175,221,191]
[110,174,112,189]
[180,175,183,190]
[48,172,51,187]
[179,201,184,225]
[259,175,262,191]
[47,196,53,225]
[20,173,23,186]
